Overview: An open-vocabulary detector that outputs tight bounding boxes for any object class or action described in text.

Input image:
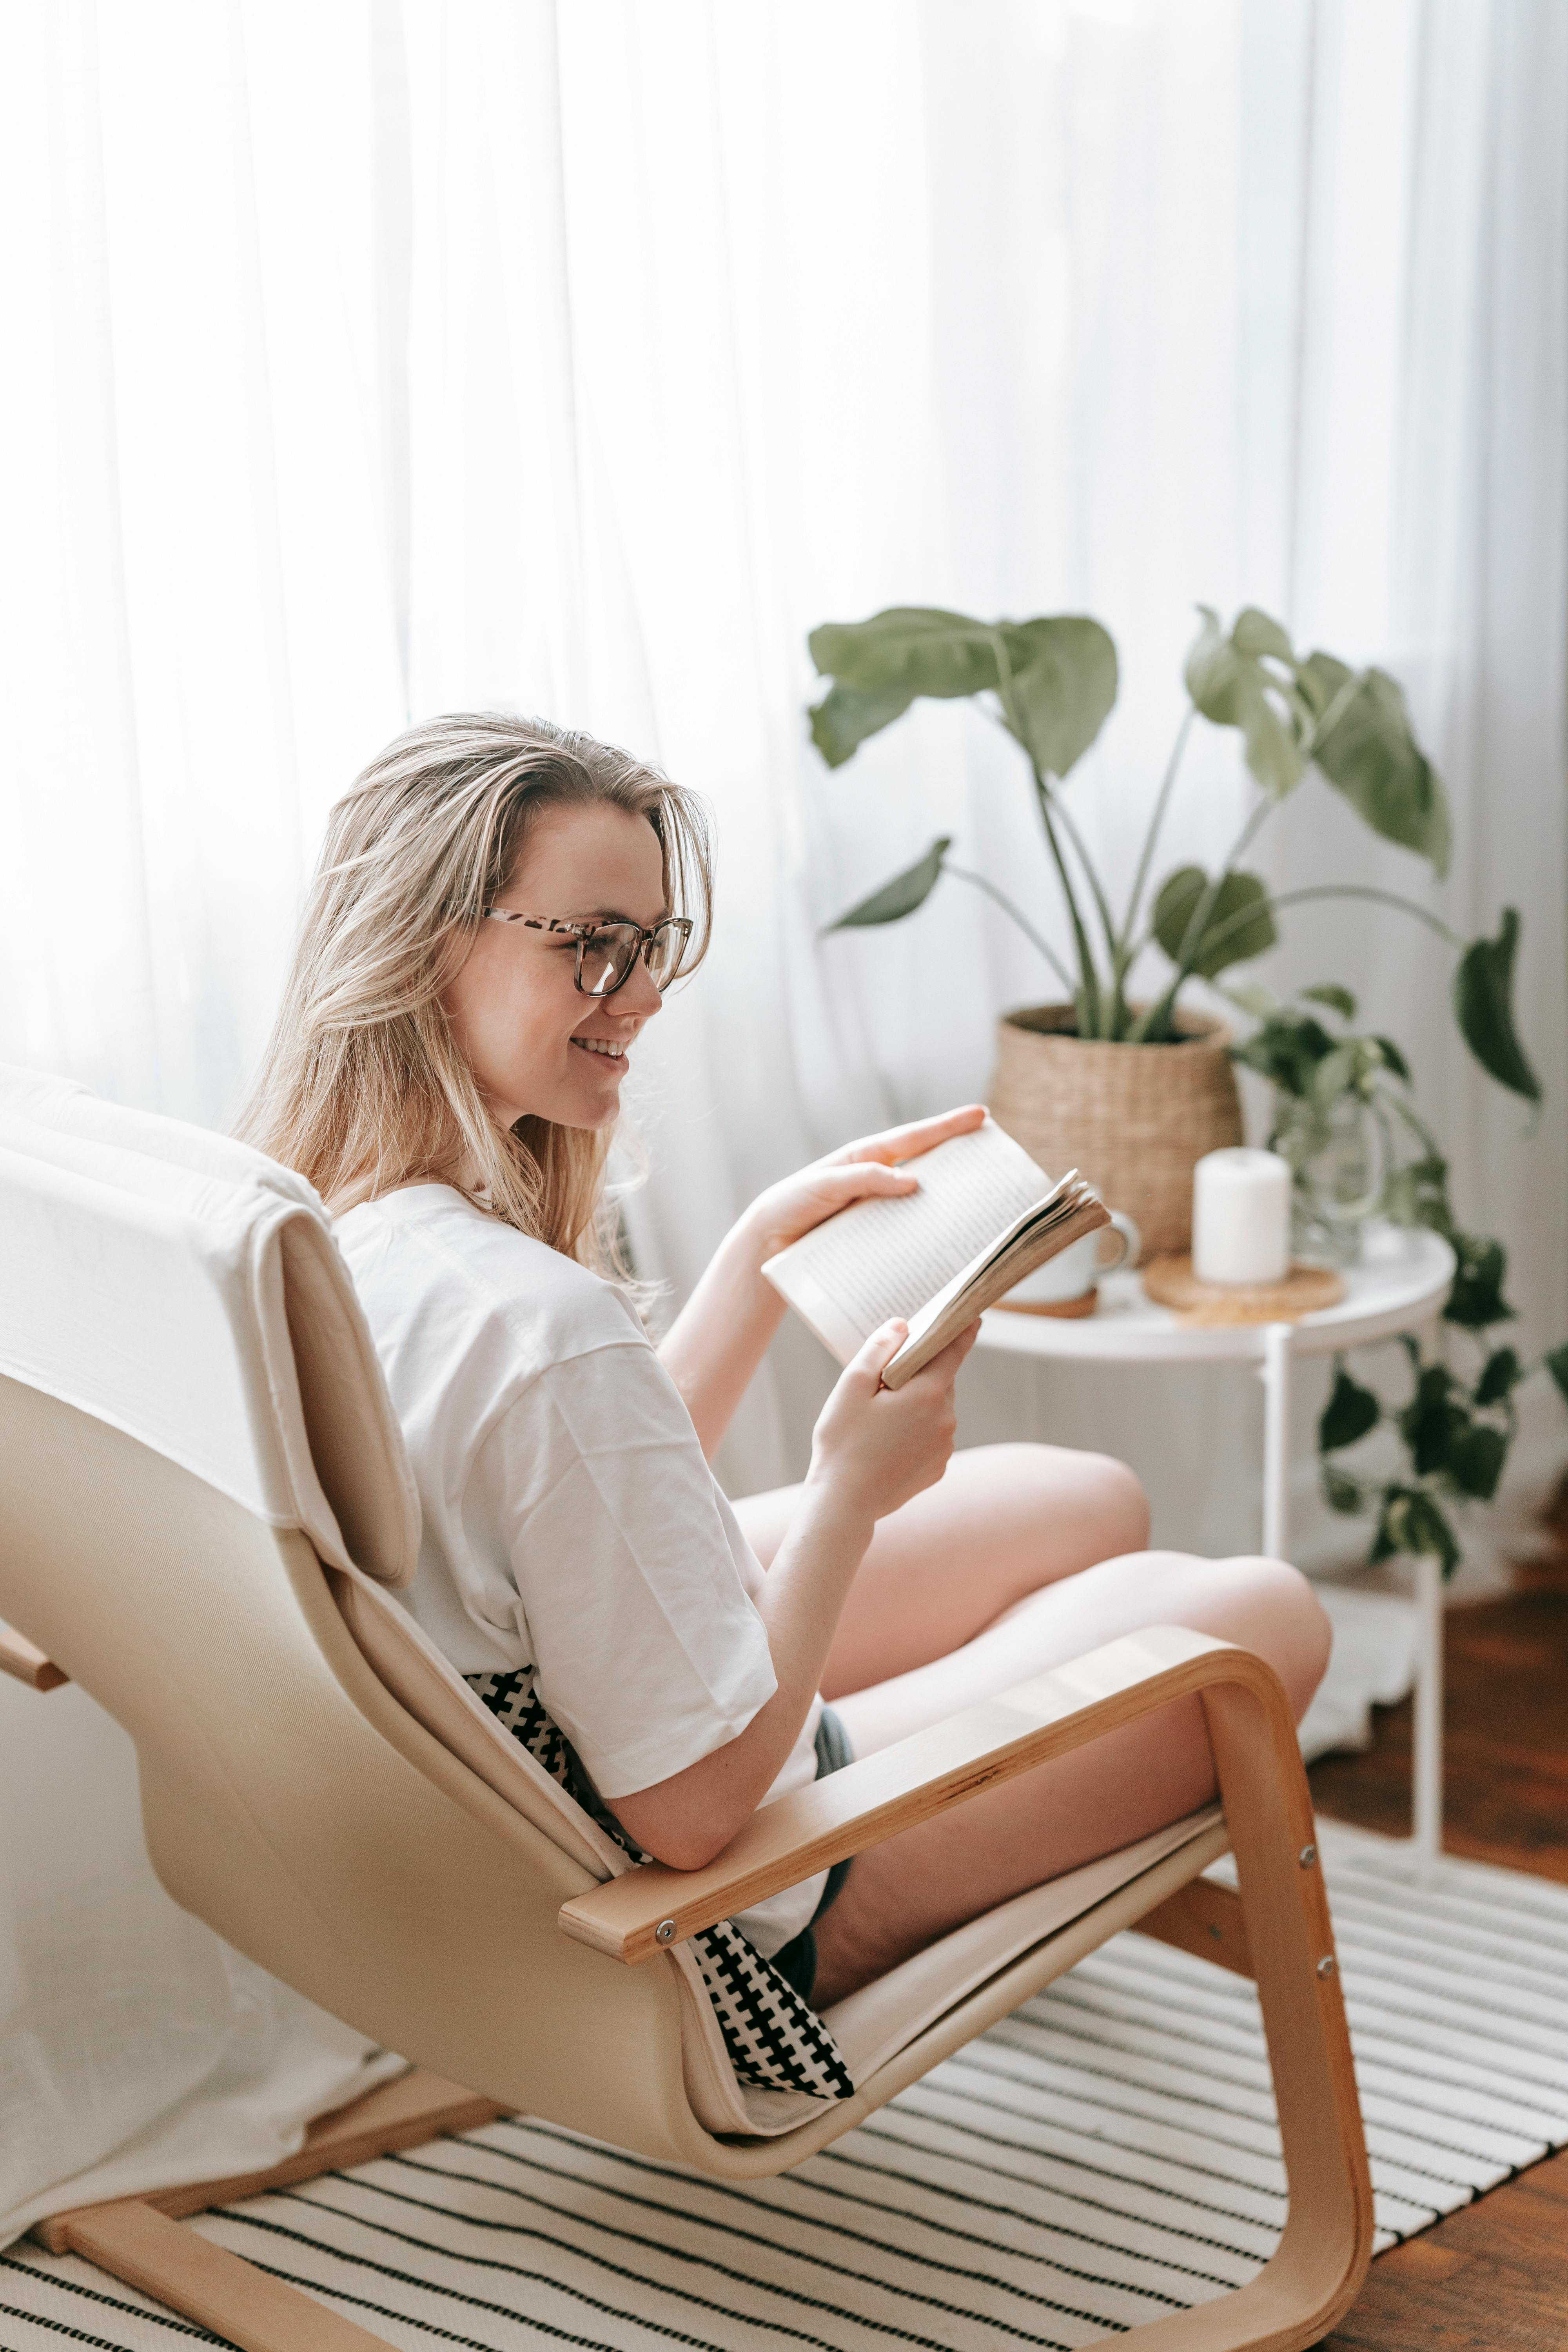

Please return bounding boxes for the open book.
[762,1116,1110,1391]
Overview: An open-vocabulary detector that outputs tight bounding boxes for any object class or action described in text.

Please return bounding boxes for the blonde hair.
[238,713,711,1270]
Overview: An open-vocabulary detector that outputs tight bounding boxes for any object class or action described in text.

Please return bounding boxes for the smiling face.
[441,799,669,1132]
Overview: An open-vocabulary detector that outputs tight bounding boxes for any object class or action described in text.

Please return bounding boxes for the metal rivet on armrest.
[1299,1844,1318,1868]
[655,1920,677,1944]
[1316,1955,1337,1978]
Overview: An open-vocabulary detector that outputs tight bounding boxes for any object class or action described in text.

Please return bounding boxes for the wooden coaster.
[993,1288,1098,1319]
[1141,1254,1345,1326]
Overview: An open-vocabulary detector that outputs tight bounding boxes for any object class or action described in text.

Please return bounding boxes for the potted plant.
[806,603,1537,1252]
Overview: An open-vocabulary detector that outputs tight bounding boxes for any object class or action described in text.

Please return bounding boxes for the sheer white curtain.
[1,0,1563,1524]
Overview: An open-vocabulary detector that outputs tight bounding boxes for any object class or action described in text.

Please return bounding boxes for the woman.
[241,712,1329,2020]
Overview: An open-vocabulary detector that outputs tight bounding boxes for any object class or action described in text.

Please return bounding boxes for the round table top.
[976,1220,1457,1365]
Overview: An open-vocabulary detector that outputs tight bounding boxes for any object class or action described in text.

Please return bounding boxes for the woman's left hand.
[743,1104,987,1261]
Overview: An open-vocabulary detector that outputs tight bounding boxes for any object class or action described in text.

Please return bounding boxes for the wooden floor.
[1310,1530,1568,2350]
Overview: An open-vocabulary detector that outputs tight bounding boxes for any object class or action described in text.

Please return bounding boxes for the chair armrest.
[0,1620,68,1691]
[559,1623,1280,1963]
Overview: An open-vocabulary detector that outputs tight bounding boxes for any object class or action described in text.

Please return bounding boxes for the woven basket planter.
[987,1004,1243,1255]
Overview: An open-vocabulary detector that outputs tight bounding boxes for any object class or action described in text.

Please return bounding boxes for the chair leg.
[32,2069,505,2352]
[49,2201,391,2352]
[1210,1678,1374,2347]
[1118,1681,1374,2350]
[1094,1688,1373,2347]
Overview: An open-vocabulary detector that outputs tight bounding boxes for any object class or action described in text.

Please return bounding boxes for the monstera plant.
[808,602,1537,1105]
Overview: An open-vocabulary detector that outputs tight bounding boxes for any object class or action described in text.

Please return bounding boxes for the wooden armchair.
[0,1064,1372,2351]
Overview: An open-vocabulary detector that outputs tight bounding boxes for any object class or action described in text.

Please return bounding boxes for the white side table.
[975,1221,1457,1858]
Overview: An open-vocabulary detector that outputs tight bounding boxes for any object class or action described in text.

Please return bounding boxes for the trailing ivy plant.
[1230,984,1568,1577]
[809,603,1539,1105]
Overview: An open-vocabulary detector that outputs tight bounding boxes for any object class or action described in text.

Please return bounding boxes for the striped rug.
[5,1824,1567,2351]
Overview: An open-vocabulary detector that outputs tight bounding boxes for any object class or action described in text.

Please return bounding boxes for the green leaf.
[1379,1151,1452,1235]
[1545,1343,1568,1410]
[1184,607,1243,722]
[1233,1009,1338,1099]
[1398,1362,1466,1475]
[1152,866,1278,978]
[1452,909,1541,1102]
[1223,982,1278,1020]
[1298,654,1452,875]
[808,680,918,768]
[1323,1463,1367,1515]
[1370,1485,1461,1576]
[1474,1346,1522,1406]
[827,836,951,930]
[999,617,1118,779]
[1371,1035,1411,1083]
[1412,1493,1462,1577]
[808,607,999,700]
[1320,1368,1382,1452]
[1310,1040,1361,1107]
[806,606,1121,781]
[1444,1234,1515,1329]
[1231,606,1296,661]
[1299,982,1357,1020]
[1449,1423,1507,1501]
[1185,608,1307,797]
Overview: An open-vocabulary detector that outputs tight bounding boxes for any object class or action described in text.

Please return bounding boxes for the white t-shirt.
[334,1184,826,1953]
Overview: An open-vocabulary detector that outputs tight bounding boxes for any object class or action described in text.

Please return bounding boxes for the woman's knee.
[1072,1448,1150,1556]
[1211,1555,1332,1719]
[991,1441,1149,1557]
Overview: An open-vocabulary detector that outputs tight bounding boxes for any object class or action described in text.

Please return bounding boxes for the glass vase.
[1272,1092,1384,1267]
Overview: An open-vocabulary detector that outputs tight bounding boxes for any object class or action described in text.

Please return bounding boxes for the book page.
[761,1119,1051,1357]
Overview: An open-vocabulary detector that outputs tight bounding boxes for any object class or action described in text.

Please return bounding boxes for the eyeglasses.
[482,908,694,996]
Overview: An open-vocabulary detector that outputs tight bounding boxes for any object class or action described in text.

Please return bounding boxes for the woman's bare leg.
[811,1548,1331,2006]
[735,1443,1150,1696]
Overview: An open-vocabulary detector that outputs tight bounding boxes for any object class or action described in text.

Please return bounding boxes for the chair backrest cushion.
[0,1065,417,1585]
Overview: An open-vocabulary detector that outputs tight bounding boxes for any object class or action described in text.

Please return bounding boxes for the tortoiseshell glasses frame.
[482,908,694,997]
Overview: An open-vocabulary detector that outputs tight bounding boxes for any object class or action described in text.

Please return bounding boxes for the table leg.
[1261,1323,1294,1560]
[1411,1550,1444,1866]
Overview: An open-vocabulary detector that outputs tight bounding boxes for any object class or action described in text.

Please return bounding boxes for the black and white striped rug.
[5,1826,1567,2352]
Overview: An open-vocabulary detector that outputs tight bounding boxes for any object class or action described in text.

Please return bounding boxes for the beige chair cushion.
[0,1065,417,1587]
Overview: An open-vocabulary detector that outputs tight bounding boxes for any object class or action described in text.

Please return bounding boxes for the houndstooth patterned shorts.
[466,1668,855,2103]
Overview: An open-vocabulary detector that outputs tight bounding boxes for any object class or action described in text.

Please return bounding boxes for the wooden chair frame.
[10,1622,1374,2352]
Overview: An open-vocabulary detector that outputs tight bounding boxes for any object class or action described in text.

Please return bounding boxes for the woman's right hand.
[805,1319,979,1530]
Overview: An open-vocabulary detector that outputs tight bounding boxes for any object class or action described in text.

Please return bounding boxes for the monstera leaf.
[827,836,951,929]
[809,608,1000,701]
[1453,909,1539,1101]
[1184,607,1307,797]
[998,617,1119,778]
[1184,609,1455,877]
[1298,653,1452,876]
[1152,865,1278,977]
[808,606,1117,779]
[809,681,918,768]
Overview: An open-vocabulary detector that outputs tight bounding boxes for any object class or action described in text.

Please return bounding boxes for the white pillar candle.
[1192,1147,1292,1285]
